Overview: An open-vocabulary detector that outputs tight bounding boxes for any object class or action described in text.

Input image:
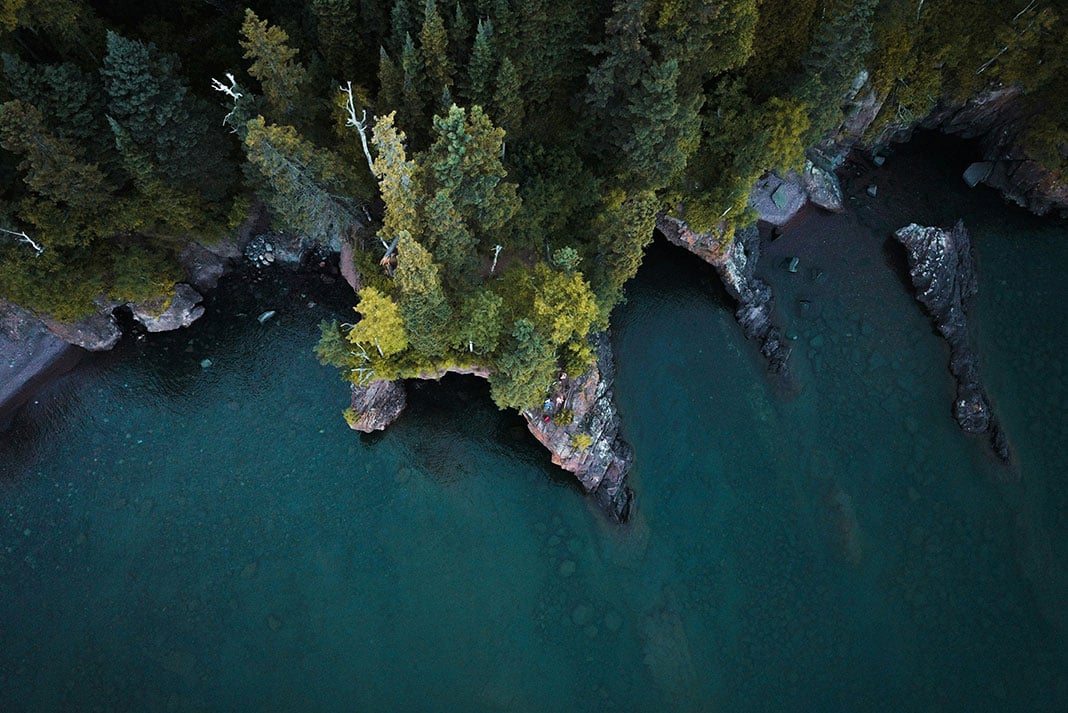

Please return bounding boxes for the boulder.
[748,171,807,226]
[179,242,231,292]
[962,161,994,188]
[347,379,407,432]
[129,283,205,333]
[803,160,844,211]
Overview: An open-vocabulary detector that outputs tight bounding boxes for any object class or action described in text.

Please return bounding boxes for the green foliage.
[570,432,593,451]
[244,116,361,250]
[394,230,452,355]
[348,286,409,358]
[489,318,558,410]
[240,9,308,120]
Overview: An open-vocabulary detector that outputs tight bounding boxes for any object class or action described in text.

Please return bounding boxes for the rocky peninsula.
[893,221,1013,466]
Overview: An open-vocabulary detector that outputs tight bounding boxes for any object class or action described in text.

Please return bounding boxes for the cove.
[1,138,1067,712]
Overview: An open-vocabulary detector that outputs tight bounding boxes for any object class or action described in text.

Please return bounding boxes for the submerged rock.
[657,215,791,378]
[522,332,634,523]
[893,221,1012,464]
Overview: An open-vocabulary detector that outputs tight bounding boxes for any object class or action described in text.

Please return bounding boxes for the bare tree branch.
[490,244,503,274]
[340,81,376,177]
[211,73,243,128]
[0,227,45,257]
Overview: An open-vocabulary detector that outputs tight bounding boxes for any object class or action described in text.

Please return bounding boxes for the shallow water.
[2,140,1066,712]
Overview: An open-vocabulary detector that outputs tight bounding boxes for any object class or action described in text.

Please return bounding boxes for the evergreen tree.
[399,32,427,138]
[312,0,361,77]
[492,55,524,139]
[348,286,409,359]
[466,17,495,108]
[0,99,111,248]
[377,47,403,112]
[394,230,452,355]
[489,318,557,410]
[390,0,415,56]
[427,104,519,237]
[239,9,308,120]
[448,1,471,72]
[101,31,232,200]
[419,0,452,106]
[455,288,503,354]
[424,188,477,284]
[244,116,362,250]
[371,111,422,241]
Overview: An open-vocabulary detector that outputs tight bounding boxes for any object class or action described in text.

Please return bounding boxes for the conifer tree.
[390,0,415,56]
[0,99,111,248]
[399,32,427,138]
[419,0,452,107]
[348,286,409,359]
[424,188,476,283]
[312,0,362,77]
[102,31,231,200]
[239,9,308,120]
[467,18,495,108]
[371,111,422,241]
[427,104,519,237]
[456,288,503,355]
[244,116,362,250]
[492,55,524,139]
[489,318,557,410]
[394,230,452,356]
[448,1,470,71]
[377,47,403,112]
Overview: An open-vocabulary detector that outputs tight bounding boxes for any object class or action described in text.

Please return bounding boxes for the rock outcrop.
[521,332,634,522]
[40,309,122,351]
[657,215,791,376]
[0,300,83,427]
[342,335,636,521]
[128,283,205,333]
[893,221,1012,464]
[346,379,408,432]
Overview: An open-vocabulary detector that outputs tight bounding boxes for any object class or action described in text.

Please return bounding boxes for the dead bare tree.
[0,227,45,257]
[340,81,376,178]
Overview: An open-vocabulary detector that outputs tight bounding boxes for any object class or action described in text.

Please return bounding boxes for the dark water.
[2,140,1066,712]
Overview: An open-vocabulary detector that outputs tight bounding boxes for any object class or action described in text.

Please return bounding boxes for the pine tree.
[424,188,476,284]
[455,288,503,354]
[0,99,112,248]
[101,31,232,200]
[399,32,426,138]
[492,55,524,139]
[371,111,422,241]
[448,1,471,72]
[244,116,362,250]
[377,47,403,112]
[489,318,557,410]
[239,9,308,120]
[348,286,409,359]
[390,0,415,56]
[419,0,452,106]
[428,104,519,237]
[312,0,361,77]
[467,17,495,108]
[394,230,452,356]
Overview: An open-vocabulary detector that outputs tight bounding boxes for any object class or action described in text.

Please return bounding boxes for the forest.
[2,0,1066,413]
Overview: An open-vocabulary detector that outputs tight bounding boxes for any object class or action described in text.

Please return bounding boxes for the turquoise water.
[2,141,1066,711]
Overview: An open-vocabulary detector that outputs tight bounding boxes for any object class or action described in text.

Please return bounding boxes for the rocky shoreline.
[346,332,635,522]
